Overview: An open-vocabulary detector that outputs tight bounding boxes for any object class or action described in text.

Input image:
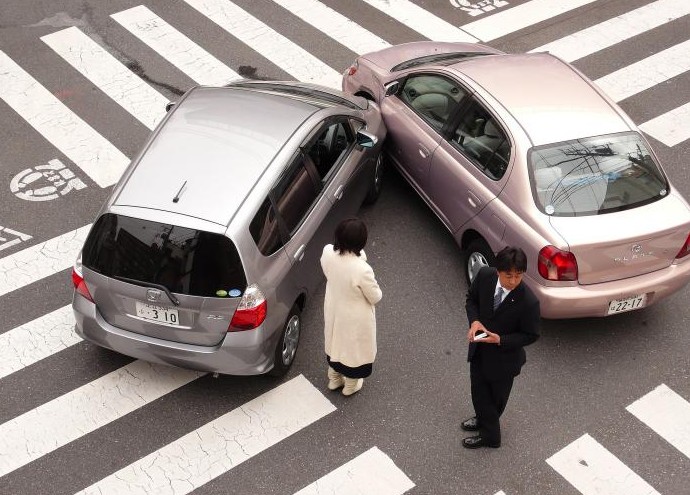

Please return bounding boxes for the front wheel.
[463,238,496,286]
[268,305,301,377]
[363,152,384,205]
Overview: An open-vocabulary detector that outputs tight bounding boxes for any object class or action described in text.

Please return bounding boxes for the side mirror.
[165,102,176,112]
[356,130,378,149]
[384,81,400,97]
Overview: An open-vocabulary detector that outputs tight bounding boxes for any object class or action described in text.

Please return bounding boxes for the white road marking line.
[0,360,203,478]
[627,384,690,459]
[494,492,507,495]
[361,0,477,42]
[594,39,690,102]
[0,224,89,295]
[546,433,660,495]
[269,0,391,55]
[0,224,91,298]
[462,0,599,42]
[0,50,129,188]
[0,305,80,380]
[74,375,335,495]
[41,27,169,131]
[530,0,690,62]
[639,102,690,147]
[0,226,32,251]
[183,0,341,88]
[293,447,414,495]
[111,5,240,86]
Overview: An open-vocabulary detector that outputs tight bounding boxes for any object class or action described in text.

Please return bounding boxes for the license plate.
[607,294,646,315]
[135,302,179,325]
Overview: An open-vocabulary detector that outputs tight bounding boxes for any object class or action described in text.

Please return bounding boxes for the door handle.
[468,197,477,208]
[294,244,306,261]
[418,145,430,158]
[333,185,344,200]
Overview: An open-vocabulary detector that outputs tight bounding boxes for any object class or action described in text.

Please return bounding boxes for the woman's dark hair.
[333,217,368,256]
[495,246,527,273]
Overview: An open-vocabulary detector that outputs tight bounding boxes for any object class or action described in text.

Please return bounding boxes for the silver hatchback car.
[72,81,385,375]
[343,41,690,318]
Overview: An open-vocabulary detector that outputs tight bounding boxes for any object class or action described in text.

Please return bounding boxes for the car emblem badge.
[146,289,162,302]
[631,244,642,254]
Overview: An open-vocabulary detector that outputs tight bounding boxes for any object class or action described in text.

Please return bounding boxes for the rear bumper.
[527,259,690,319]
[72,295,276,375]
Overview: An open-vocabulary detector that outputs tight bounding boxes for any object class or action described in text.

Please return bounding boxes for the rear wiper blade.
[113,275,180,306]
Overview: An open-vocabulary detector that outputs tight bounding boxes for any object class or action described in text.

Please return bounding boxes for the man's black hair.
[334,217,368,256]
[495,246,527,273]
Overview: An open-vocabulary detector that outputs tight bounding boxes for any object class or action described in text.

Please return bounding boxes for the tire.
[363,152,384,205]
[463,238,496,286]
[268,305,301,377]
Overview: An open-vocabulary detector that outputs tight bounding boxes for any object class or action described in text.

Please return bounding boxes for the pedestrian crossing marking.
[269,0,391,55]
[41,26,169,131]
[183,0,341,88]
[461,0,599,42]
[0,226,32,252]
[0,360,203,478]
[0,50,129,188]
[594,39,690,102]
[292,447,414,495]
[531,0,690,62]
[361,0,478,43]
[0,223,91,298]
[627,384,690,459]
[74,375,335,495]
[111,5,241,86]
[0,305,79,380]
[546,433,660,495]
[640,101,690,147]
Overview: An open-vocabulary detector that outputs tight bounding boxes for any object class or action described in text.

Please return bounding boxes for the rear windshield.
[529,132,668,217]
[82,213,247,297]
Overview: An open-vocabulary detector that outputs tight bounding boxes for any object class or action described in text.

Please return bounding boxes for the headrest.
[484,119,500,138]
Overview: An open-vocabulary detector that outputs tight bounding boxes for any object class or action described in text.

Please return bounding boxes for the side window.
[400,74,468,132]
[306,121,354,182]
[249,197,283,256]
[450,99,511,180]
[273,156,319,234]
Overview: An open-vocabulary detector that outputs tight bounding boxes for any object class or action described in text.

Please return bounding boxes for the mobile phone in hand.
[473,331,488,341]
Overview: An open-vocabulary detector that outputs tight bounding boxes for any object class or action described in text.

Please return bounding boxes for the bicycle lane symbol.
[10,158,87,202]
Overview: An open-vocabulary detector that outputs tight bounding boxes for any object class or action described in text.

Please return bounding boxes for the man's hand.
[468,321,500,344]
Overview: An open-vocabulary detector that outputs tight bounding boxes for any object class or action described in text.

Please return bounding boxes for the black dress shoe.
[461,417,479,432]
[462,435,500,449]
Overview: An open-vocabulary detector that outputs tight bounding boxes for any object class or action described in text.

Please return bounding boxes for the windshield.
[529,132,668,217]
[82,214,247,297]
[391,52,490,72]
[228,82,364,110]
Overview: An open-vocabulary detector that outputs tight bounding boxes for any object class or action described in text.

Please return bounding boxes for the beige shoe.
[342,378,364,396]
[327,367,345,391]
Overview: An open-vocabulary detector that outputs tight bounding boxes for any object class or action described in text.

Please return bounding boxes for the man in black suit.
[462,246,540,449]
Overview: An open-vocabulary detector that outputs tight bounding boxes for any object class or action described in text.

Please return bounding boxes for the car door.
[427,96,511,237]
[382,73,468,192]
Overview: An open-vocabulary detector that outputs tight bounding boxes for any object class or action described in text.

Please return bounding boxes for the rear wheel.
[268,305,301,377]
[464,238,496,286]
[363,152,384,205]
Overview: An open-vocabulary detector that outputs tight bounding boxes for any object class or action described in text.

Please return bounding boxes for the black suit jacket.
[466,266,540,380]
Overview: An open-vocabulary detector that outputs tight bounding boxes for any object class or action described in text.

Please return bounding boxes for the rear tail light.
[229,284,267,331]
[538,245,578,281]
[345,60,358,76]
[676,232,690,259]
[71,253,94,302]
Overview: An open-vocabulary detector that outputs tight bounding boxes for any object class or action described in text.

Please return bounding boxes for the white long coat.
[320,244,382,367]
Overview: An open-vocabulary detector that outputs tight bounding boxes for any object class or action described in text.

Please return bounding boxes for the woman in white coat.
[320,218,382,396]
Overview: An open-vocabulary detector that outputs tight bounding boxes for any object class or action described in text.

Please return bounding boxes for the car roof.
[114,86,320,226]
[450,53,631,146]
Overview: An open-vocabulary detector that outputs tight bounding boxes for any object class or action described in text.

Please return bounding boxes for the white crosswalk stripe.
[41,26,169,130]
[74,375,335,495]
[0,360,203,478]
[292,447,414,495]
[640,102,690,147]
[111,5,241,86]
[0,50,129,188]
[627,384,690,459]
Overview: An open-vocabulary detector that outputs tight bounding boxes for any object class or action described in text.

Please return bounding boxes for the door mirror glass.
[384,81,400,97]
[356,130,378,149]
[165,102,176,112]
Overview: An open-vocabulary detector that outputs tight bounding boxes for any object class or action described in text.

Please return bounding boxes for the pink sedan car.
[343,41,690,319]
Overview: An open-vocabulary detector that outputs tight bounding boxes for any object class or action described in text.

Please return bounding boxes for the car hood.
[548,193,690,285]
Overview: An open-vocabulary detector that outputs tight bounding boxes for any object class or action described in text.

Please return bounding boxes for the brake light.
[229,284,267,331]
[71,255,94,302]
[538,245,578,281]
[345,60,358,76]
[676,233,690,259]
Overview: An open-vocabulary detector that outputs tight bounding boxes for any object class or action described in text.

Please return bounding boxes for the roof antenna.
[172,180,187,203]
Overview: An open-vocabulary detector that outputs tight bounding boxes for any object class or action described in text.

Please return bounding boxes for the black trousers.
[470,357,514,446]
